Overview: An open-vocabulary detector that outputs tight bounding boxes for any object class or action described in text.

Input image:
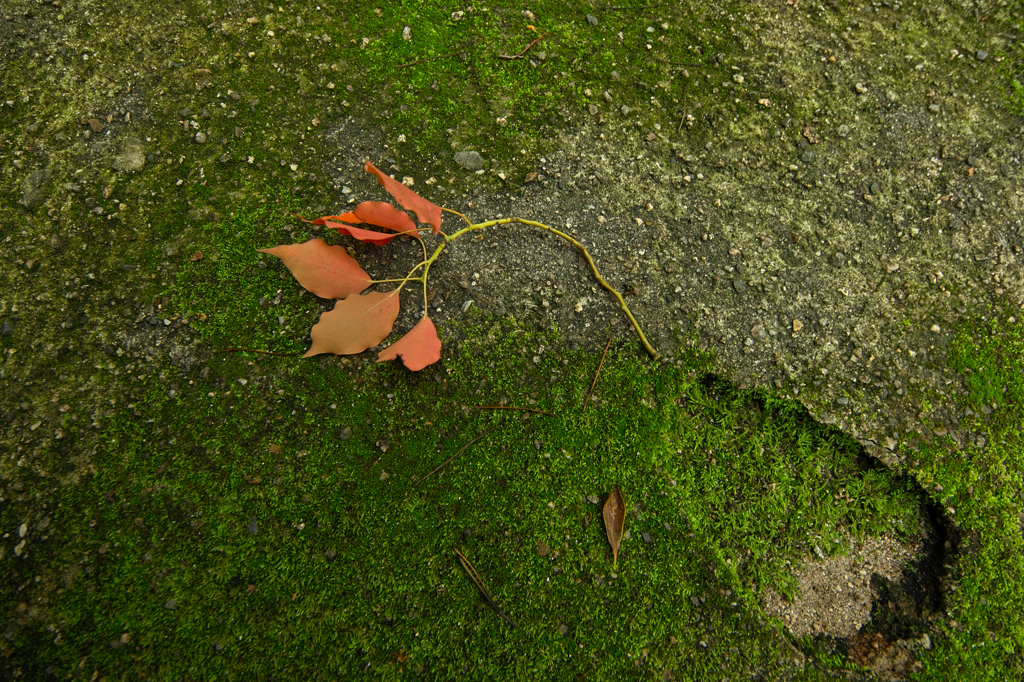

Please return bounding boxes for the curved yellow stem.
[294,202,660,362]
[430,216,661,361]
[509,219,661,361]
[441,206,474,231]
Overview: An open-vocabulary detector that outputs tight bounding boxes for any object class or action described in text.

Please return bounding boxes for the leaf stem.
[413,215,660,361]
[370,276,425,284]
[510,218,660,360]
[441,206,474,231]
[436,217,660,360]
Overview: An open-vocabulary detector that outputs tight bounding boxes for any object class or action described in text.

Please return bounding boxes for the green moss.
[891,316,1024,677]
[1,215,929,676]
[5,1,1024,679]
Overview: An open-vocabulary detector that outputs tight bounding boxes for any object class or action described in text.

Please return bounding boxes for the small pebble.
[792,319,804,332]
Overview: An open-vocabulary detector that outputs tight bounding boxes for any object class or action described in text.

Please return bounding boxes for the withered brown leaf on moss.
[603,485,625,568]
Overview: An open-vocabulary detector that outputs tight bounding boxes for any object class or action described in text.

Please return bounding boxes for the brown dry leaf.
[377,315,442,371]
[364,161,442,233]
[303,290,400,358]
[603,484,625,568]
[189,251,204,262]
[258,239,372,300]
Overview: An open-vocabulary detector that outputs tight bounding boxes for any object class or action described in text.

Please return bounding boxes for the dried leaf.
[318,221,412,246]
[306,211,362,225]
[303,290,400,358]
[258,239,372,299]
[603,485,625,568]
[300,202,420,241]
[353,201,419,236]
[377,315,442,371]
[365,160,442,233]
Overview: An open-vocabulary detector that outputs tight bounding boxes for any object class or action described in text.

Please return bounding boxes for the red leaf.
[303,211,363,225]
[353,201,420,238]
[303,291,401,358]
[296,204,420,241]
[258,239,371,299]
[377,315,442,371]
[365,161,443,234]
[318,221,410,246]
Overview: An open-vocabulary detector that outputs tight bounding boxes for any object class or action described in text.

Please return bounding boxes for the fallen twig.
[213,347,301,356]
[583,332,615,413]
[499,33,547,60]
[454,547,518,628]
[473,405,555,417]
[415,426,498,486]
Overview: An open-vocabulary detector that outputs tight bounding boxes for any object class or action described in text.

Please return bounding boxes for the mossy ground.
[3,270,927,678]
[2,0,1024,679]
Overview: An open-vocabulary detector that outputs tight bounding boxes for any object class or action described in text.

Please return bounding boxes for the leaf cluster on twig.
[257,160,661,370]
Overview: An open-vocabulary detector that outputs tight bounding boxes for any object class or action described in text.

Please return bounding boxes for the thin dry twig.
[453,547,518,628]
[583,332,615,413]
[415,426,498,486]
[498,33,547,60]
[473,405,555,417]
[213,348,301,356]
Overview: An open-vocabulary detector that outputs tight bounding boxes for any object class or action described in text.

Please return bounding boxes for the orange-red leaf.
[377,315,442,371]
[365,161,442,234]
[301,212,363,226]
[296,204,420,241]
[318,221,409,246]
[303,291,400,358]
[353,201,420,237]
[258,239,371,299]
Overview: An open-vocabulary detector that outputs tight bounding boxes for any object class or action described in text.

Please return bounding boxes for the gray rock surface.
[454,150,485,171]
